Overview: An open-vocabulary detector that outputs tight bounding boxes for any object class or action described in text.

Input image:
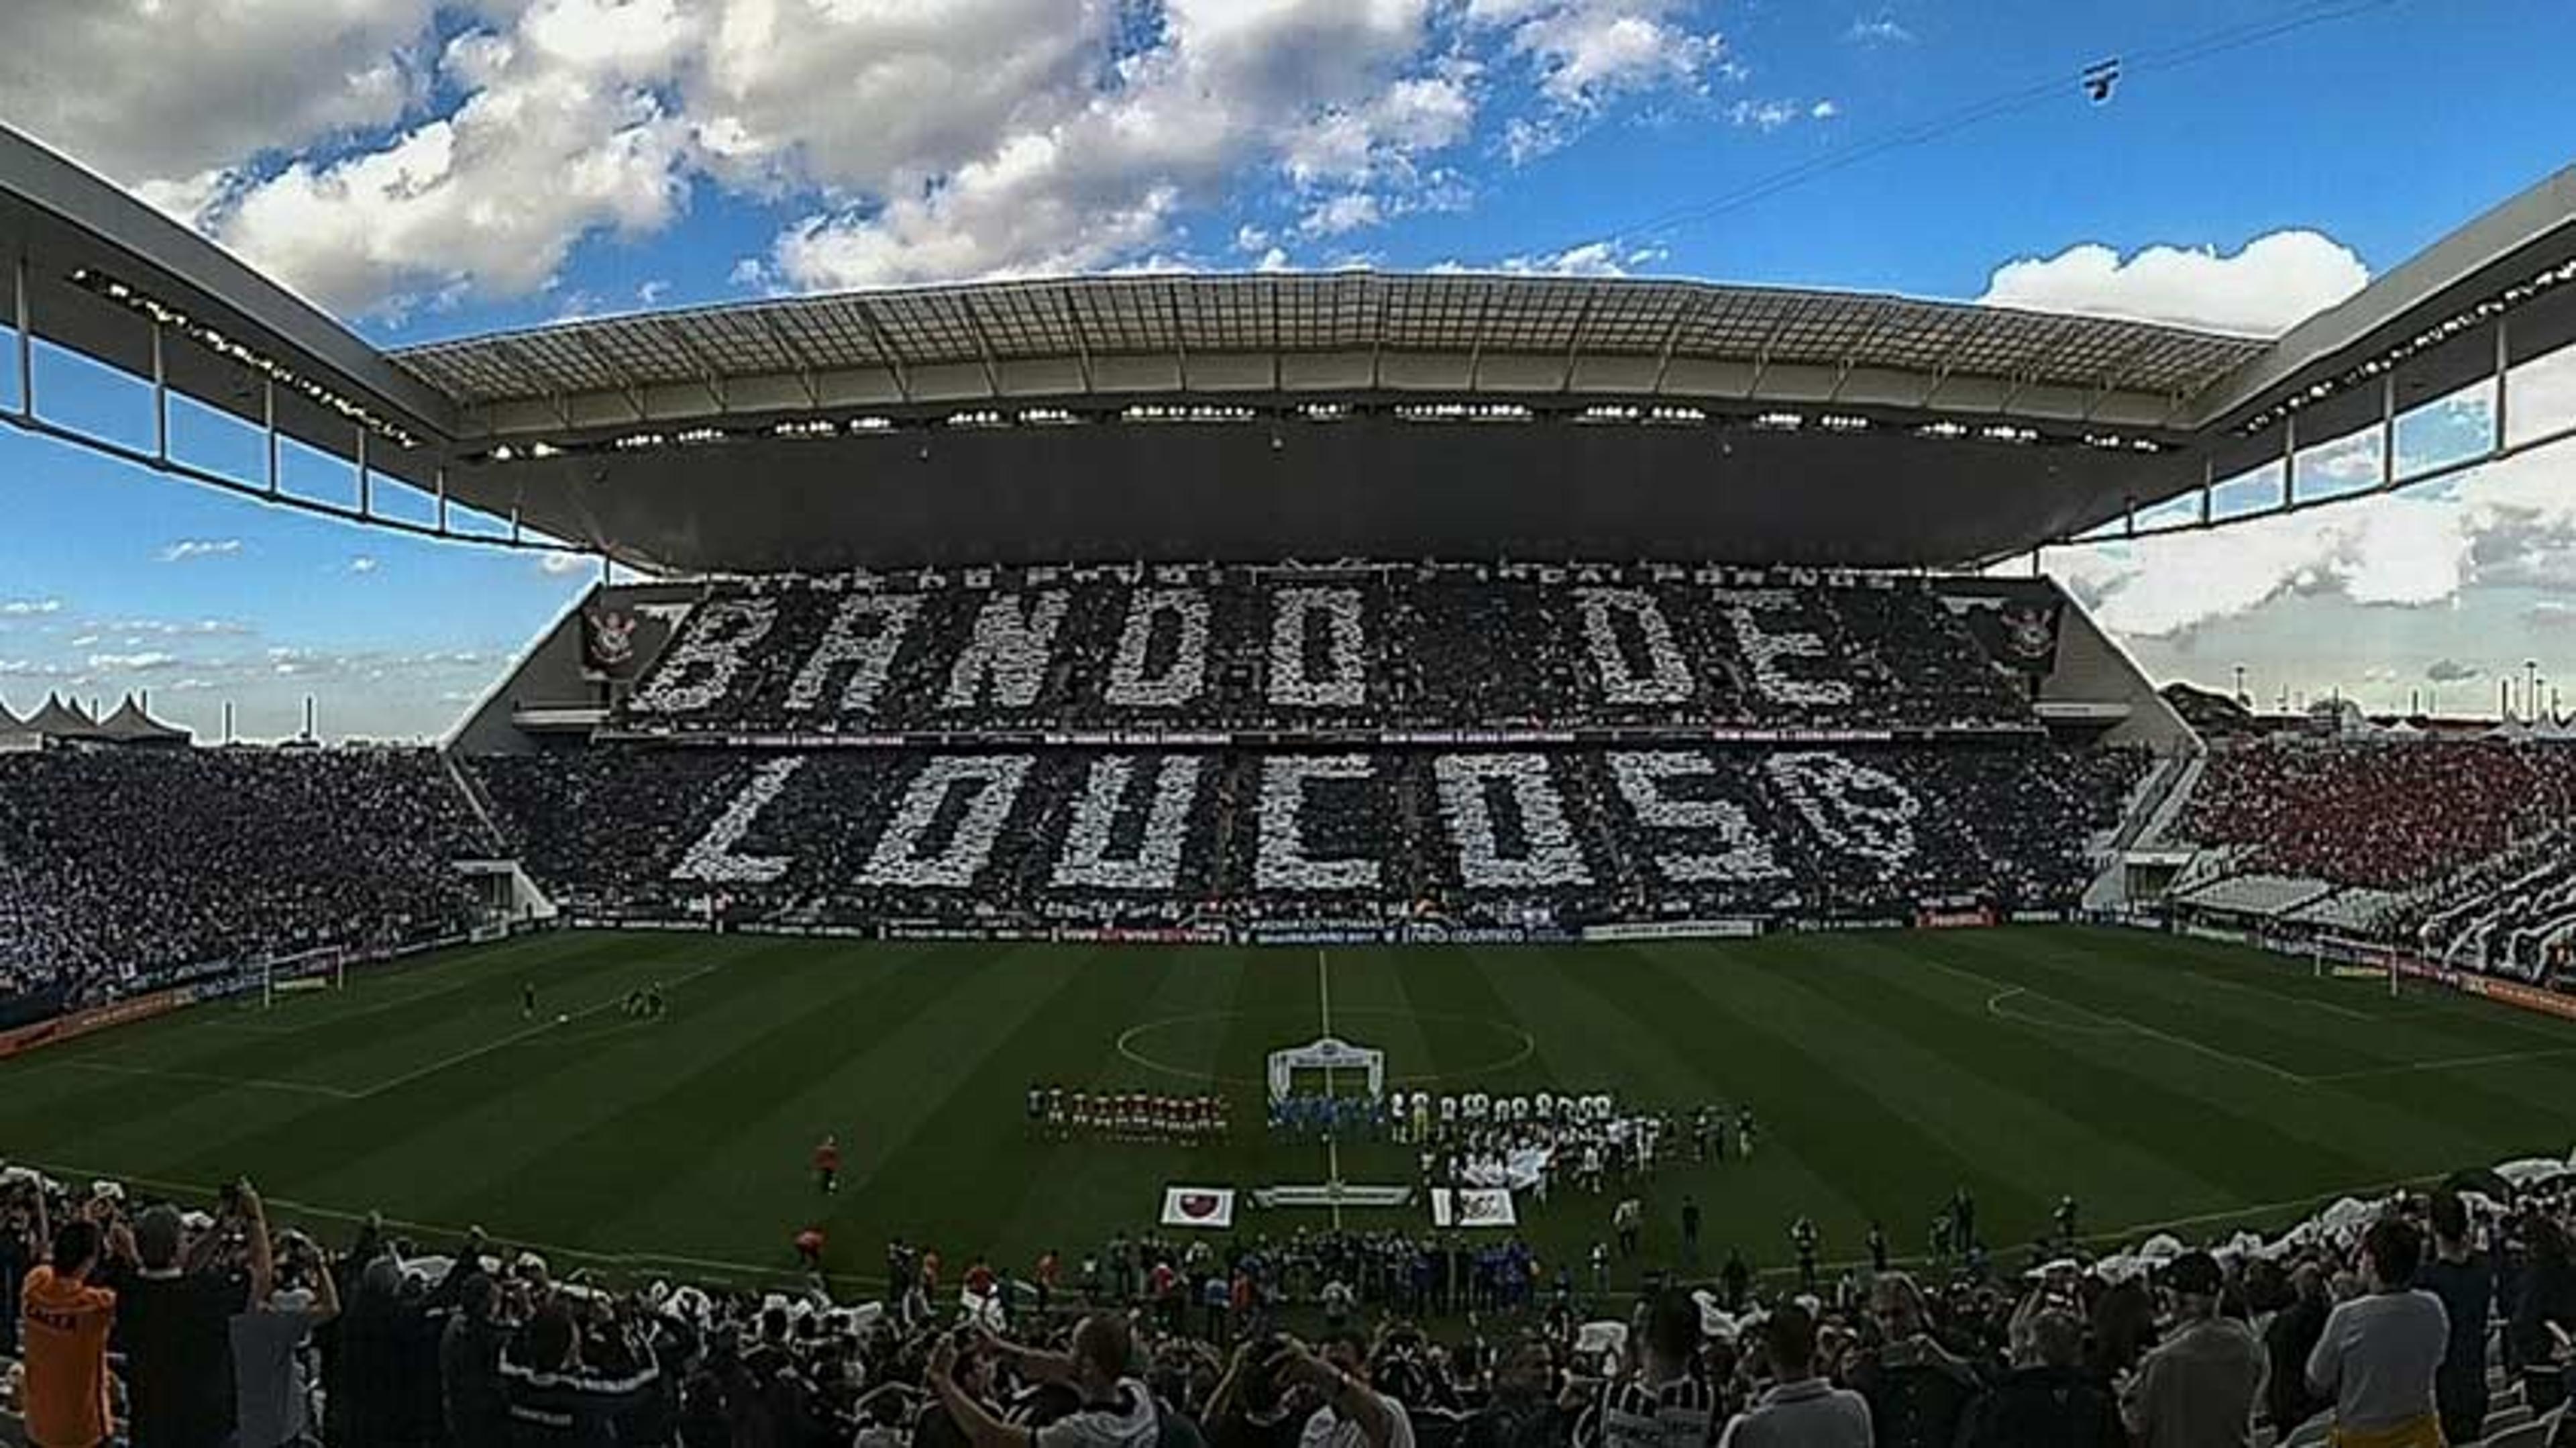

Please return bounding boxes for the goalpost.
[2312,934,2402,999]
[260,945,347,1010]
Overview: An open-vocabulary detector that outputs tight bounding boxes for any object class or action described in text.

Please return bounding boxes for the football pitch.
[4,925,2573,1298]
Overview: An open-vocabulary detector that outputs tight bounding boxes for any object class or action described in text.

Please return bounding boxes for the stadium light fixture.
[1752,411,1805,431]
[674,427,724,446]
[771,419,837,438]
[1978,424,2037,445]
[1916,421,1968,440]
[1019,408,1079,426]
[65,267,421,450]
[1816,413,1868,433]
[944,409,1006,429]
[1297,403,1351,422]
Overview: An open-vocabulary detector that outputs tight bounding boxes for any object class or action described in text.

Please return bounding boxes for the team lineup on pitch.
[4,922,2575,1295]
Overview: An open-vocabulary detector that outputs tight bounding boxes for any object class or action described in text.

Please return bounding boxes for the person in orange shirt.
[20,1214,121,1448]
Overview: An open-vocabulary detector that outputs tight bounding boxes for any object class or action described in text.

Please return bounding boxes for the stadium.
[1,52,2575,1448]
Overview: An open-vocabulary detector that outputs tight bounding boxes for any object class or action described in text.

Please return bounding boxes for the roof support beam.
[13,250,32,421]
[751,309,823,409]
[849,301,914,405]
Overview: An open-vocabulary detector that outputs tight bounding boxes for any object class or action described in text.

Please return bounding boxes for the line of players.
[1025,1084,1231,1143]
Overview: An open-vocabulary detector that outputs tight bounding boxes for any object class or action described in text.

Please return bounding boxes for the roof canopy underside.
[388,274,2265,438]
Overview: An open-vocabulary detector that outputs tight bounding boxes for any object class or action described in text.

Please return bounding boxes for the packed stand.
[472,742,2141,934]
[2406,826,2576,984]
[0,747,490,1010]
[13,1159,2576,1447]
[612,565,2041,740]
[2182,737,2576,892]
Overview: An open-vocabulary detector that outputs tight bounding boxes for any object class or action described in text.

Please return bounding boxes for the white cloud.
[1978,229,2371,337]
[636,278,671,305]
[1234,223,1273,254]
[348,556,382,574]
[1468,0,1726,109]
[2053,437,2576,639]
[15,0,1739,311]
[0,598,63,617]
[0,0,435,184]
[1845,15,1915,44]
[87,651,179,672]
[1436,239,1665,277]
[539,550,592,576]
[1298,192,1385,238]
[1254,246,1297,274]
[158,538,244,563]
[1810,99,1840,120]
[195,9,698,317]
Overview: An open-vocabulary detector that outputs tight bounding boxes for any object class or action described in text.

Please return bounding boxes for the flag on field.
[1160,1186,1236,1229]
[1431,1187,1517,1229]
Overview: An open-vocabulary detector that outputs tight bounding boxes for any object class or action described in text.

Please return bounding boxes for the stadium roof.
[388,275,2269,433]
[5,121,2573,572]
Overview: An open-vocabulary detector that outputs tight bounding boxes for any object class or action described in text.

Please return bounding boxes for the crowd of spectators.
[471,743,2144,934]
[0,747,492,1011]
[2183,737,2576,892]
[2404,826,2576,984]
[613,566,2039,738]
[10,1164,2572,1447]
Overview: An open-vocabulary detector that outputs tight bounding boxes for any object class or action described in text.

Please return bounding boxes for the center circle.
[1115,1007,1536,1088]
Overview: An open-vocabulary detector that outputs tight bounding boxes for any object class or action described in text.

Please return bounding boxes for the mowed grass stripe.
[578,940,1097,1258]
[1810,933,2333,1221]
[288,937,918,1234]
[1768,933,2237,1225]
[1632,938,2049,1242]
[148,937,813,1220]
[7,927,2574,1288]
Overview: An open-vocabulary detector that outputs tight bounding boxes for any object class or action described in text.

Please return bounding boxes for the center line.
[1318,946,1342,1229]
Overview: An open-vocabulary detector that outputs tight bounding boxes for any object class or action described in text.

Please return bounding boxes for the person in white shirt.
[2305,1218,2450,1448]
[1718,1302,1872,1448]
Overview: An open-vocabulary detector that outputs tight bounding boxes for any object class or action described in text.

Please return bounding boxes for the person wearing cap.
[108,1198,249,1448]
[2123,1250,2264,1448]
[2304,1218,2449,1448]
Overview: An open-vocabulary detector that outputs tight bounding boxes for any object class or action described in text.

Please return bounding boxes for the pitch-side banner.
[1431,1188,1517,1229]
[1161,1186,1237,1230]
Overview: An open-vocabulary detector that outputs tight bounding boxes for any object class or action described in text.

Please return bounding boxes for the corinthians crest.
[584,608,640,674]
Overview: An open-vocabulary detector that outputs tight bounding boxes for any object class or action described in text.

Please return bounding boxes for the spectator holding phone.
[111,1193,251,1448]
[229,1185,342,1448]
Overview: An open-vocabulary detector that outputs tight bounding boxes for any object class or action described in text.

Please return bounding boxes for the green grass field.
[3,925,2572,1298]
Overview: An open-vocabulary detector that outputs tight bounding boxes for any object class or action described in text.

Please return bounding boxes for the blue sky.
[1,0,2571,738]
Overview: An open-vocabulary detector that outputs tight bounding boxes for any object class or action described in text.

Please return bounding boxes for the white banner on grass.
[1161,1186,1237,1229]
[1431,1187,1517,1229]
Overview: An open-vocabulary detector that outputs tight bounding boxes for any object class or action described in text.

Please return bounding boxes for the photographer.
[1210,1333,1412,1448]
[229,1186,341,1448]
[927,1315,1161,1448]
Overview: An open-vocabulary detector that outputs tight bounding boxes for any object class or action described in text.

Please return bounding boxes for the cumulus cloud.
[1434,240,1666,277]
[1978,229,2371,337]
[158,538,244,563]
[1846,15,1914,44]
[1468,0,1726,109]
[539,550,592,576]
[2051,438,2576,639]
[18,0,1743,311]
[0,0,435,184]
[0,598,64,617]
[348,556,382,574]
